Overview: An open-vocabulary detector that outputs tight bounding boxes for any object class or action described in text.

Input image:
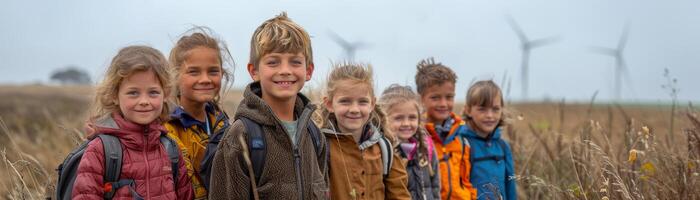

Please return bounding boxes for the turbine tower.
[506,15,560,100]
[590,24,630,101]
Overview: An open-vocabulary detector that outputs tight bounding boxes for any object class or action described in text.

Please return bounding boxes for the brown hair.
[464,80,506,127]
[318,62,388,135]
[249,12,313,69]
[169,27,234,106]
[414,57,457,95]
[92,45,173,121]
[378,84,431,168]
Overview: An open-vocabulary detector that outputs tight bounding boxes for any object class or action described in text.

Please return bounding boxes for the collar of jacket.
[234,81,316,126]
[170,102,229,130]
[425,112,465,144]
[321,121,383,151]
[463,124,503,141]
[90,112,167,151]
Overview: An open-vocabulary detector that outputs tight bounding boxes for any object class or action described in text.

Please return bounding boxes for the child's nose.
[278,62,292,75]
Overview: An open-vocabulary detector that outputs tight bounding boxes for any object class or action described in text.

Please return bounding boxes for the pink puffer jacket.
[72,112,193,200]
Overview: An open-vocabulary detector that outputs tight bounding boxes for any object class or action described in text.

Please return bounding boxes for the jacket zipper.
[292,106,313,200]
[143,128,151,199]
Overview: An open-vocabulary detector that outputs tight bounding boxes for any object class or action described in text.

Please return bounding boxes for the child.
[164,28,233,199]
[209,12,329,200]
[379,84,441,200]
[461,80,516,200]
[415,57,476,200]
[319,63,411,200]
[72,45,193,199]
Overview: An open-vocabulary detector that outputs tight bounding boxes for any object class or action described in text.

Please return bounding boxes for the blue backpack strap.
[240,117,266,185]
[159,135,180,188]
[97,134,122,200]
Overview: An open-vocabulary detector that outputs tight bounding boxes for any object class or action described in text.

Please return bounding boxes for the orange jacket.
[425,113,476,200]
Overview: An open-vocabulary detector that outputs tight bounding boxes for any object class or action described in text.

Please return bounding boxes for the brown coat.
[323,122,411,200]
[208,82,329,200]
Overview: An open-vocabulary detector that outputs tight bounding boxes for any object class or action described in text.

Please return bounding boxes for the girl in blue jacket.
[461,80,516,200]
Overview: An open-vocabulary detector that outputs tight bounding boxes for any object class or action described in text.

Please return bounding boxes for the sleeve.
[208,121,251,200]
[384,152,411,200]
[176,149,195,200]
[430,147,441,200]
[71,139,106,200]
[504,140,517,200]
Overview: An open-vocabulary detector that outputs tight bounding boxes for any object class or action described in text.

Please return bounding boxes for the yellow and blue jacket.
[163,102,230,199]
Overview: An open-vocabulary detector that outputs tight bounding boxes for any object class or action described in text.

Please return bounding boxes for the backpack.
[239,117,328,184]
[55,134,180,200]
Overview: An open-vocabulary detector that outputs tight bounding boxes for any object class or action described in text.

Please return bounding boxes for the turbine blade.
[530,36,561,48]
[618,22,630,52]
[327,30,352,49]
[588,46,617,56]
[506,14,528,43]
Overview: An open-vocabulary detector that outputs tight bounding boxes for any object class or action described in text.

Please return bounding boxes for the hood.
[463,124,503,142]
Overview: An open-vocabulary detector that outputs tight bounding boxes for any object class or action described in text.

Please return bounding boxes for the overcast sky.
[1,0,698,103]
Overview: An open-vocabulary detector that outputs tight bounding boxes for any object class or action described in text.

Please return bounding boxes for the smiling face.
[178,46,222,105]
[420,82,456,124]
[325,81,375,136]
[464,95,503,135]
[387,101,420,141]
[117,70,165,125]
[249,52,313,102]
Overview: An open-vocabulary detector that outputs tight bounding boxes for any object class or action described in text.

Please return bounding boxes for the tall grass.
[0,85,698,199]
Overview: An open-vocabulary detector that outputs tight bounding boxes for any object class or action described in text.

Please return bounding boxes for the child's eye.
[208,70,221,76]
[126,91,138,96]
[149,90,161,96]
[188,70,200,75]
[265,60,278,65]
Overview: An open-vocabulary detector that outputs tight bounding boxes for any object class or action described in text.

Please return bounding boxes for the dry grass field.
[1,85,698,199]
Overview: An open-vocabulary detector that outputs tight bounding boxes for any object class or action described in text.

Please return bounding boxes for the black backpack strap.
[98,134,122,200]
[241,117,266,185]
[200,127,226,190]
[160,135,180,188]
[306,122,322,157]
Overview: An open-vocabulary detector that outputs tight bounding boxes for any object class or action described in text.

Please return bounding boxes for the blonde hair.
[464,80,506,127]
[414,57,457,95]
[169,27,234,106]
[318,62,387,134]
[379,84,431,167]
[91,45,173,122]
[249,12,313,69]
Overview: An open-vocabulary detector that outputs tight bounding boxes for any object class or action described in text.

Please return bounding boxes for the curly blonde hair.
[91,45,173,122]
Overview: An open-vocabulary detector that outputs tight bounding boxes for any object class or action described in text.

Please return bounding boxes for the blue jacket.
[462,126,516,200]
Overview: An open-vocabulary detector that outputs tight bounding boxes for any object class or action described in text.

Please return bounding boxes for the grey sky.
[1,0,698,102]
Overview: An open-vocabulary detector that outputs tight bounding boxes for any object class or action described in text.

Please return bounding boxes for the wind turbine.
[506,15,561,100]
[590,24,630,101]
[328,31,369,61]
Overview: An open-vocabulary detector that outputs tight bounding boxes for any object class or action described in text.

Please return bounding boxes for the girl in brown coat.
[318,62,411,200]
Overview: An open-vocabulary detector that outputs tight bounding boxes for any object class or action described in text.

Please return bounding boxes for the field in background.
[1,85,698,199]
